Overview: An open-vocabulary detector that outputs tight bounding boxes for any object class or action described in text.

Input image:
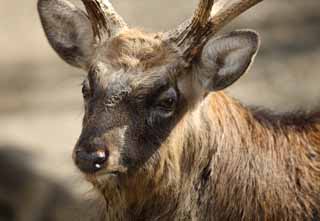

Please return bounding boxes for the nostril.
[75,149,108,174]
[94,150,108,164]
[92,150,108,170]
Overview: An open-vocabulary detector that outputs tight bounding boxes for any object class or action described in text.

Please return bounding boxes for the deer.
[38,0,320,220]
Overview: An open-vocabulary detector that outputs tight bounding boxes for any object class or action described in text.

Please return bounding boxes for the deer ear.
[196,30,260,91]
[38,0,94,69]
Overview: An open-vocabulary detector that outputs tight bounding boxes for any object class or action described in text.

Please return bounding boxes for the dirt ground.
[0,0,319,220]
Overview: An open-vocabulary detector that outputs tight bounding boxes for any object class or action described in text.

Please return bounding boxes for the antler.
[81,0,127,41]
[167,0,264,60]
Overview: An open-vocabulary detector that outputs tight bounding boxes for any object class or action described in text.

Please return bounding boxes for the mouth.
[99,170,121,178]
[85,169,126,185]
[98,171,125,186]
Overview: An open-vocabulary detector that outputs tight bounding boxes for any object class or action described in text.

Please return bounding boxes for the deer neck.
[177,91,320,220]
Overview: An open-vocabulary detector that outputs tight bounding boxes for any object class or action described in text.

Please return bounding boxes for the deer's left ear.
[196,30,260,91]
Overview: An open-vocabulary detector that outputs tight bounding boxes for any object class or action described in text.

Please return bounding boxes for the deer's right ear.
[38,0,94,69]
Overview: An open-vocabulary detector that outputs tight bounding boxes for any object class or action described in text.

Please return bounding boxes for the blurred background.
[0,0,319,220]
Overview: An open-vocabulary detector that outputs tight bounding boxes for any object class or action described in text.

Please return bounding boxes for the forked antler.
[167,0,264,60]
[81,0,263,58]
[81,0,127,41]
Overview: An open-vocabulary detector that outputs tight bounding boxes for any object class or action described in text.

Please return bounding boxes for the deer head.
[38,0,262,186]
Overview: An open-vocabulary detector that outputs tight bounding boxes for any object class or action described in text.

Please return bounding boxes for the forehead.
[86,65,180,109]
[88,29,187,92]
[99,29,179,70]
[89,61,180,97]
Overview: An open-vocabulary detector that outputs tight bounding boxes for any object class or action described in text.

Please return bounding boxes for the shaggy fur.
[77,31,320,221]
[37,1,320,220]
[87,92,320,221]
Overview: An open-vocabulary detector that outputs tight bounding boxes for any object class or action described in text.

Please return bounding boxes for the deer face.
[38,0,260,184]
[74,41,189,176]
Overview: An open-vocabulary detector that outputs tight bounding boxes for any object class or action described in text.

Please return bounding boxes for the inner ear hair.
[197,30,260,91]
[38,0,94,69]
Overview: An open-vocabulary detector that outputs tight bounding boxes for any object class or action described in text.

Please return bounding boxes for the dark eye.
[156,87,178,113]
[82,81,91,99]
[158,97,176,110]
[147,87,179,126]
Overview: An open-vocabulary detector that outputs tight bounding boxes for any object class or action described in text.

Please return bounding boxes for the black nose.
[74,149,108,174]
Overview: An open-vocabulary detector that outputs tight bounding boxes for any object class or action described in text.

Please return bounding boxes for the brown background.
[0,0,319,220]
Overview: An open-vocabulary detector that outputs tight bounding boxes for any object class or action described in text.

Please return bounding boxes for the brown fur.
[88,91,320,221]
[104,30,178,70]
[38,0,320,219]
[175,92,320,220]
[81,32,320,221]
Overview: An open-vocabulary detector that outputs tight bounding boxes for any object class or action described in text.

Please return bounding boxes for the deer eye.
[82,81,91,99]
[147,87,178,126]
[155,87,178,114]
[159,98,175,110]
